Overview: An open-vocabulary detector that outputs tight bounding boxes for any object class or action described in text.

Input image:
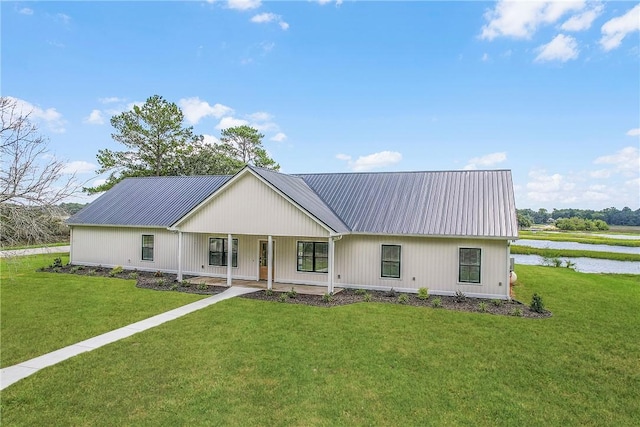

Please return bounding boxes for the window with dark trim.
[459,248,481,283]
[209,237,238,267]
[297,241,328,273]
[142,235,154,261]
[381,245,401,278]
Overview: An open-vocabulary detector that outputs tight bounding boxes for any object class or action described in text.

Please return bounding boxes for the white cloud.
[179,97,234,125]
[62,161,97,175]
[463,152,507,170]
[56,13,71,25]
[590,169,611,179]
[8,96,66,133]
[99,97,124,104]
[560,3,603,31]
[535,34,579,62]
[216,116,249,129]
[227,0,261,11]
[481,53,489,62]
[83,109,104,125]
[593,146,640,177]
[19,7,33,15]
[526,169,578,203]
[249,111,272,122]
[250,12,289,30]
[627,128,640,137]
[316,0,342,5]
[600,4,640,51]
[480,0,585,40]
[337,151,403,172]
[202,134,220,146]
[270,132,287,142]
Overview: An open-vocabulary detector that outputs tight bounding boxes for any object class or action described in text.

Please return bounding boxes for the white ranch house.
[67,166,519,299]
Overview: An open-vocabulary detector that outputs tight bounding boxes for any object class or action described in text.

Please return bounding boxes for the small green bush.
[431,297,442,308]
[478,301,488,312]
[287,287,297,299]
[156,279,166,286]
[170,283,179,291]
[385,288,397,298]
[510,307,523,317]
[322,293,334,303]
[50,257,63,269]
[530,293,545,313]
[128,273,138,280]
[491,299,503,307]
[265,289,274,297]
[417,287,429,300]
[109,266,124,277]
[197,283,208,291]
[397,294,409,304]
[363,292,372,302]
[180,280,190,287]
[70,266,80,274]
[354,289,367,296]
[278,293,287,303]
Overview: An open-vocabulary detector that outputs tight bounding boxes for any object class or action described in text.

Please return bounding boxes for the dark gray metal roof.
[296,170,518,238]
[67,175,231,227]
[68,167,518,238]
[249,166,350,233]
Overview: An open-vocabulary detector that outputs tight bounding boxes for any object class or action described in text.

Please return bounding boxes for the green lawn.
[1,264,639,425]
[0,254,206,368]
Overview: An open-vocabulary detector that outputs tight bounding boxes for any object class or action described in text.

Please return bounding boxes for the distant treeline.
[58,203,87,216]
[518,207,640,226]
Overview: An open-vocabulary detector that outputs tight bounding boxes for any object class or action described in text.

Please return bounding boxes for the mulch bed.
[41,261,551,318]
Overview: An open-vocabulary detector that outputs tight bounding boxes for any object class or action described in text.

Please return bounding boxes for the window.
[381,245,401,278]
[459,248,481,283]
[209,237,238,267]
[297,241,328,273]
[142,235,154,261]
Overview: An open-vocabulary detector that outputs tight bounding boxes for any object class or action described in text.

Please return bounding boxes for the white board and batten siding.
[177,173,330,238]
[333,235,511,299]
[70,226,179,272]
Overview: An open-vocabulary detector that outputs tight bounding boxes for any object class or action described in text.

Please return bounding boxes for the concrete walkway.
[0,245,71,258]
[0,286,259,391]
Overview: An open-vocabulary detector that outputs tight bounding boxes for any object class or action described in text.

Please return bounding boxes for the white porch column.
[327,237,335,294]
[227,233,233,287]
[177,231,183,282]
[267,235,273,290]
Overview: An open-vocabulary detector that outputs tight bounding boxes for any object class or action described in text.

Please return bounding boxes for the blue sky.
[3,0,639,210]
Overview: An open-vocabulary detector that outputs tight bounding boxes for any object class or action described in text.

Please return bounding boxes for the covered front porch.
[185,276,343,296]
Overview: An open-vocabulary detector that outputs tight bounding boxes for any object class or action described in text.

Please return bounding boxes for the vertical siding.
[70,226,179,272]
[333,235,510,299]
[181,234,259,280]
[179,173,329,237]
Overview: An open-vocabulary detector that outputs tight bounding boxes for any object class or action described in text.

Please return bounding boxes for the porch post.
[227,233,233,287]
[267,235,273,290]
[328,237,335,294]
[177,230,183,282]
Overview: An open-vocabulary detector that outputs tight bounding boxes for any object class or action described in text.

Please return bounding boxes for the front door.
[259,240,275,281]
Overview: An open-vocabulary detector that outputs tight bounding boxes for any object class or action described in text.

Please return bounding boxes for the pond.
[513,254,640,275]
[513,239,640,255]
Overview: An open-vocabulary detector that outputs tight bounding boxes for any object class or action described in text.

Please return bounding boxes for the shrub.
[70,266,80,274]
[265,289,274,297]
[530,293,545,313]
[128,272,138,280]
[322,293,334,303]
[478,301,488,312]
[363,292,372,302]
[564,260,576,270]
[109,266,124,277]
[287,287,297,299]
[354,289,367,296]
[180,280,190,287]
[95,265,104,272]
[431,297,442,308]
[156,279,166,286]
[417,287,429,300]
[453,290,467,303]
[397,294,409,304]
[385,288,397,298]
[491,299,503,307]
[197,283,208,291]
[50,257,63,269]
[170,283,179,291]
[278,293,287,303]
[154,270,164,278]
[510,307,523,317]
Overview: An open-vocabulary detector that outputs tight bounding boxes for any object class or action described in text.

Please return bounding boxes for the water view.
[513,239,640,255]
[513,255,640,275]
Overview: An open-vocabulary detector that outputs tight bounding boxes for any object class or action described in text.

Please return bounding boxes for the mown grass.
[0,254,206,368]
[1,241,70,250]
[2,265,639,426]
[518,230,640,247]
[510,245,640,262]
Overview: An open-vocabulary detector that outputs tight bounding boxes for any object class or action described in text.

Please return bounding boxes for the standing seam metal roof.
[68,168,518,238]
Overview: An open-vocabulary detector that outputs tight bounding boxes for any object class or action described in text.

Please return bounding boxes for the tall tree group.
[86,95,279,194]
